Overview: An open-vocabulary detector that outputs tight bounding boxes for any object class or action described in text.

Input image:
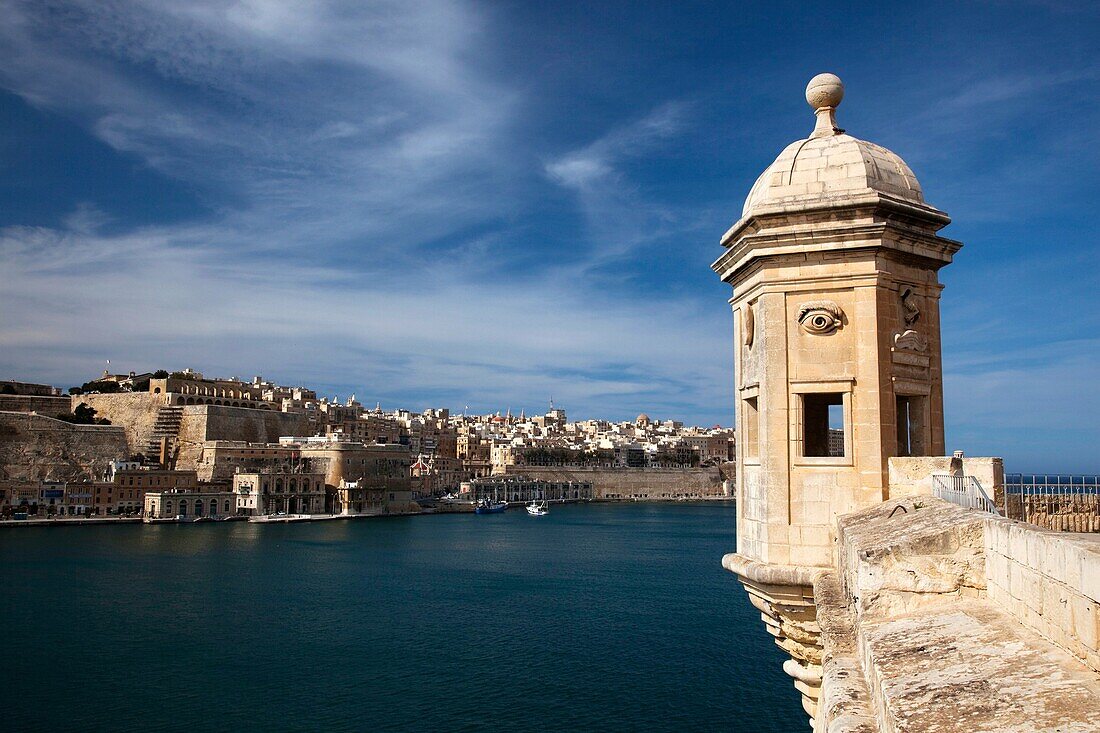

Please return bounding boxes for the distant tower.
[712,73,961,721]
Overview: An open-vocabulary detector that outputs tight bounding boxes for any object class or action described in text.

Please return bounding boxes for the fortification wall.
[813,497,1100,733]
[0,411,128,483]
[502,465,725,499]
[0,395,72,416]
[176,406,311,470]
[984,517,1100,672]
[73,392,165,453]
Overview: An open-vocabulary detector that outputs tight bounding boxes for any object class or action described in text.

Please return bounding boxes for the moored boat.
[474,499,507,515]
[525,500,548,516]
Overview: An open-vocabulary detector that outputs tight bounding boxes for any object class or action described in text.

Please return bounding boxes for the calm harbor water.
[1,502,805,732]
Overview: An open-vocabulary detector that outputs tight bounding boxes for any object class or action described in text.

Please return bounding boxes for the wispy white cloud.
[2,0,1097,464]
[544,103,697,269]
[0,1,736,426]
[0,211,732,420]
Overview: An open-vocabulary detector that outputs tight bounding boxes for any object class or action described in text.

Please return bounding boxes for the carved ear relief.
[744,303,756,349]
[797,300,843,335]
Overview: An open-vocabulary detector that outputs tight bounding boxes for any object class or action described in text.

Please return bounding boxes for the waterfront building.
[462,475,593,503]
[291,438,411,508]
[1,481,92,516]
[231,469,326,515]
[332,478,415,516]
[93,468,199,515]
[194,441,302,482]
[144,488,237,519]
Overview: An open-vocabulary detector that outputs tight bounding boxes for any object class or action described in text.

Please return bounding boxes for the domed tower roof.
[740,73,927,219]
[713,73,958,290]
[636,413,651,425]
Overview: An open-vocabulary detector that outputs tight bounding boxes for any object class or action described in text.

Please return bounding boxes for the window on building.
[802,393,845,458]
[743,397,759,459]
[895,395,927,457]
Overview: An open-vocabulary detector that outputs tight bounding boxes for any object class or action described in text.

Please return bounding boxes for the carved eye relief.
[797,301,843,335]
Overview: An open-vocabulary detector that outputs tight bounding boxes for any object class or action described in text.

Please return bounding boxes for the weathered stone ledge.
[722,552,824,587]
[859,599,1100,732]
[815,495,1100,732]
[814,571,877,733]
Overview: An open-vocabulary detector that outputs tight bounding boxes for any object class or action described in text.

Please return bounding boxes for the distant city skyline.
[46,363,728,429]
[1,1,1098,471]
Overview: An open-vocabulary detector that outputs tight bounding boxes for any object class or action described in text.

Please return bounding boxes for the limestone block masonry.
[984,516,1100,672]
[0,411,128,483]
[73,393,311,469]
[812,496,1100,733]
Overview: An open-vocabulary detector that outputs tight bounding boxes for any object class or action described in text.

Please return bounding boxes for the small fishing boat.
[475,499,508,515]
[526,500,549,516]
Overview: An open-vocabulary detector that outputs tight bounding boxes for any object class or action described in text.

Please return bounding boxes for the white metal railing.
[932,474,1001,515]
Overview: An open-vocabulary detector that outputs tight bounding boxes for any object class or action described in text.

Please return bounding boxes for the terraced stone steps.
[143,405,183,459]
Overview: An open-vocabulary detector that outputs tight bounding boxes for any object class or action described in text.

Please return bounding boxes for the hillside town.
[0,370,735,520]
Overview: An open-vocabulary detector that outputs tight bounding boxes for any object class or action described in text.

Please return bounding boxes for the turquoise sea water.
[1,502,805,732]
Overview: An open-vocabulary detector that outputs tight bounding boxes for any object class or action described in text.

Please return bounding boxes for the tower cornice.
[712,195,961,285]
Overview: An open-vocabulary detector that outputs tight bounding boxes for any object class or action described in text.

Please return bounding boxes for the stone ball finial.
[805,73,844,111]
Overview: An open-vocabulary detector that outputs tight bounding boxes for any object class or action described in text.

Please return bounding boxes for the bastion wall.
[67,394,311,469]
[0,394,72,416]
[175,406,311,469]
[73,392,165,454]
[0,411,128,483]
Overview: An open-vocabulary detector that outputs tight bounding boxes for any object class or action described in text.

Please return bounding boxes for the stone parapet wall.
[836,495,986,621]
[887,456,1004,502]
[0,395,72,415]
[811,496,1100,733]
[983,516,1100,672]
[0,411,128,484]
[501,465,724,499]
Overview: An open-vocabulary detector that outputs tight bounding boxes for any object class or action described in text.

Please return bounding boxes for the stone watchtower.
[712,74,961,721]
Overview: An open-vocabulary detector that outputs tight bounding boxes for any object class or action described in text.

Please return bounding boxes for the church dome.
[741,74,925,218]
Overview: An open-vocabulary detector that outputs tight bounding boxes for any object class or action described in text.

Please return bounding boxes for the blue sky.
[1,1,1098,471]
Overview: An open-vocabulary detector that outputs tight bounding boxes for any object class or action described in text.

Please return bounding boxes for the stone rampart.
[887,456,1004,502]
[176,406,311,469]
[0,394,72,415]
[68,395,312,469]
[73,392,165,453]
[812,496,1100,733]
[984,516,1100,672]
[501,465,725,499]
[0,411,128,483]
